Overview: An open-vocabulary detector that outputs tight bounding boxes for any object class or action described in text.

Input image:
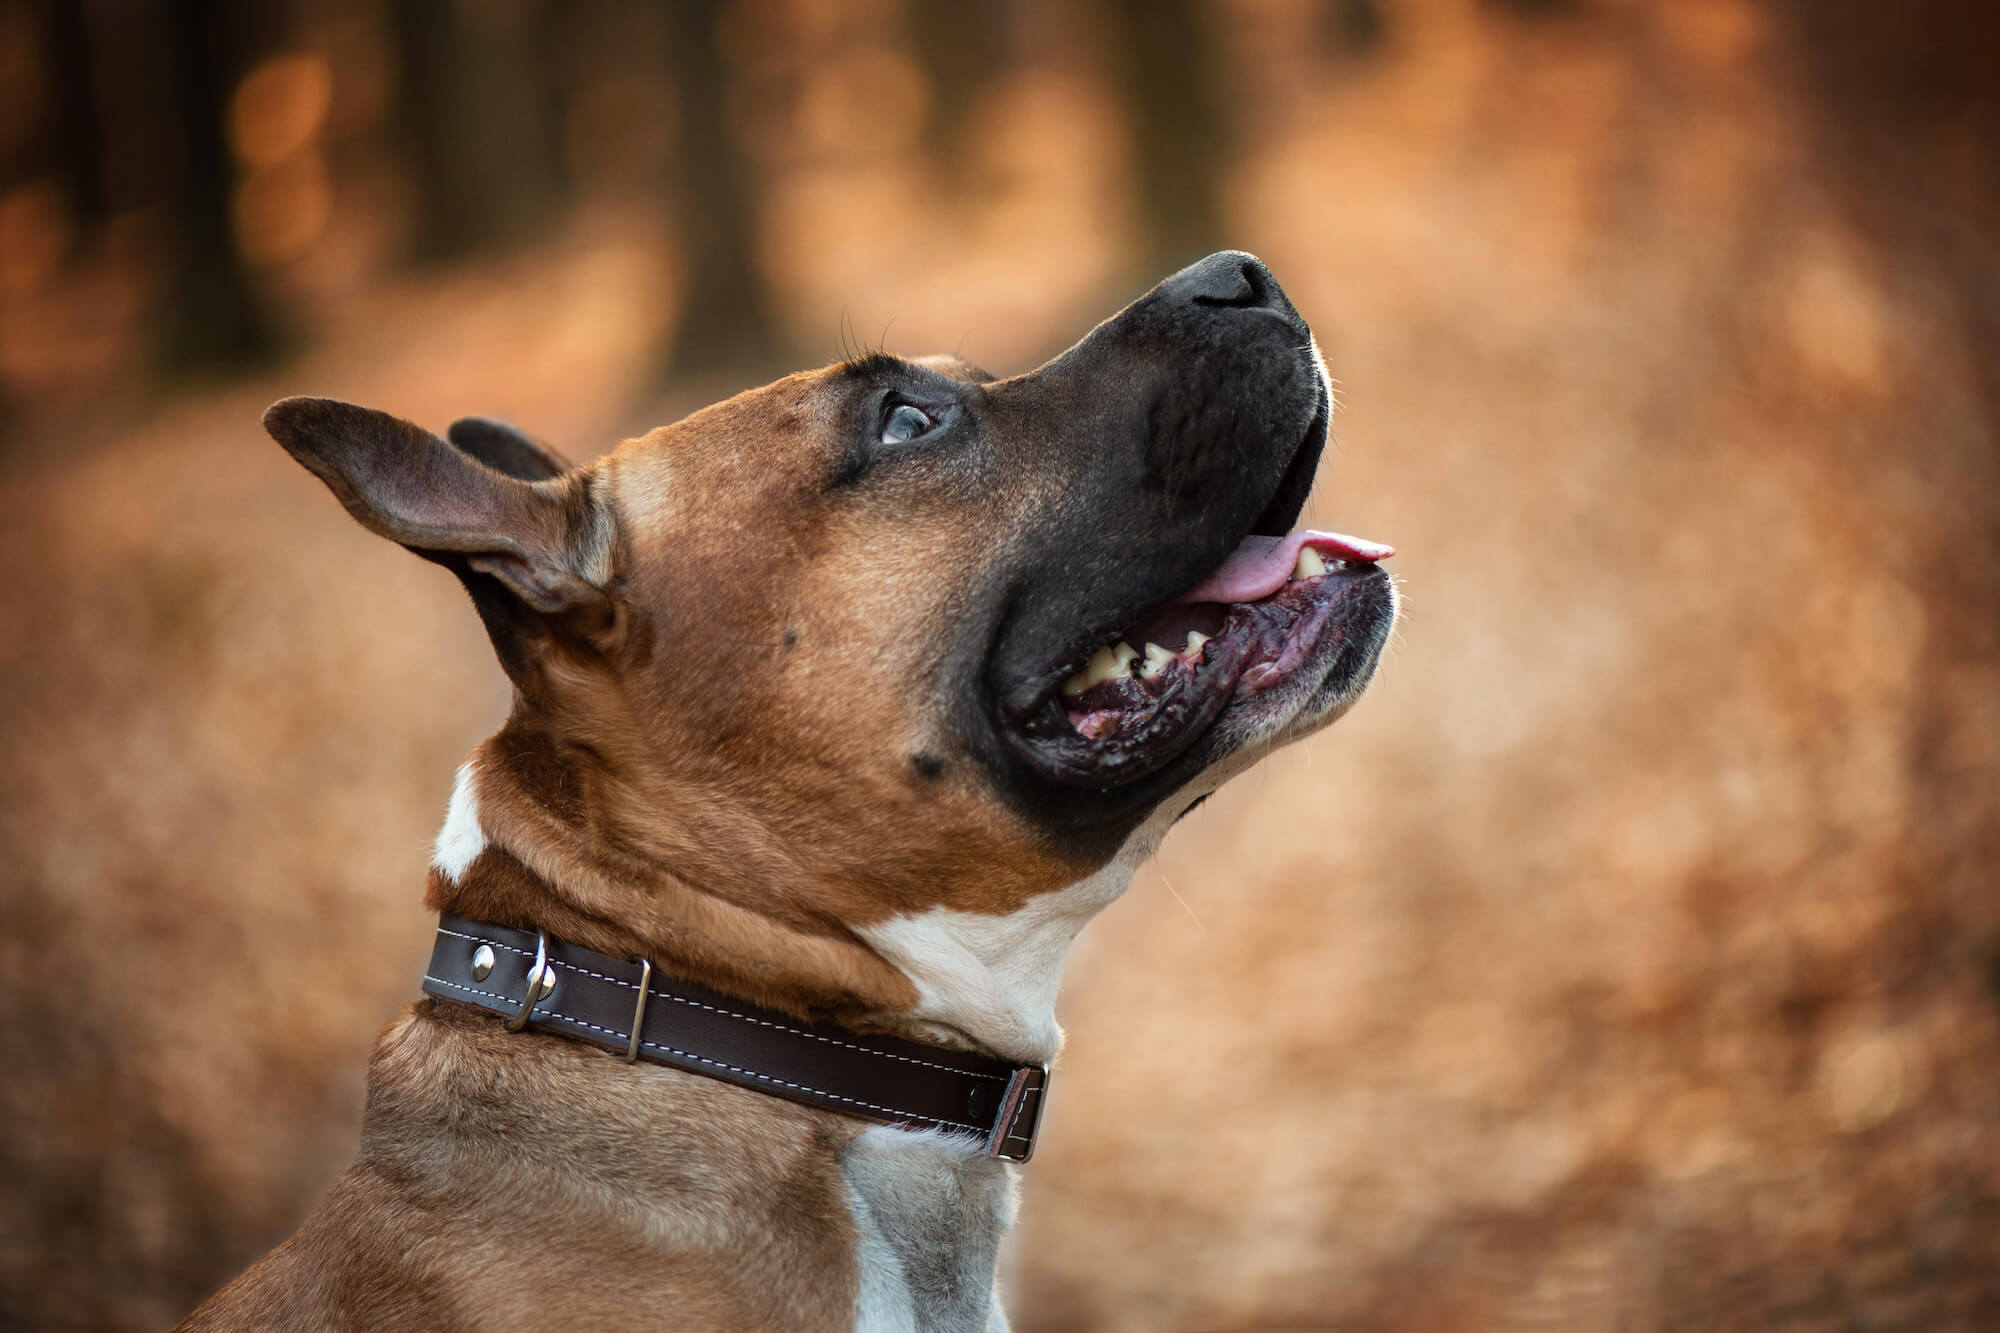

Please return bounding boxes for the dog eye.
[880,404,935,445]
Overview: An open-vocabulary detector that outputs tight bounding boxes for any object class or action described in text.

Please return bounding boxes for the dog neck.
[347,1000,1018,1329]
[425,731,1158,1067]
[851,839,1150,1064]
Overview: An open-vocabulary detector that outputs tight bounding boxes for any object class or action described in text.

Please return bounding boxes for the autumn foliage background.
[3,1,1998,1329]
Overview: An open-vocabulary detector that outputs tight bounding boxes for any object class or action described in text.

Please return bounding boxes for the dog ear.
[264,396,603,617]
[446,416,574,482]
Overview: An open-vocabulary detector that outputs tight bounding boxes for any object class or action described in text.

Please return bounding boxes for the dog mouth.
[1007,530,1394,790]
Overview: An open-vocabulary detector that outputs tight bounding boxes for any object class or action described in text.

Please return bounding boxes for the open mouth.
[1011,530,1394,790]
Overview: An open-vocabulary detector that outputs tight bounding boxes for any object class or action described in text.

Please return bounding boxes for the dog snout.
[1160,250,1302,326]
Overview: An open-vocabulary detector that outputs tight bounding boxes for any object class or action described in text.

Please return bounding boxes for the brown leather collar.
[421,915,1050,1162]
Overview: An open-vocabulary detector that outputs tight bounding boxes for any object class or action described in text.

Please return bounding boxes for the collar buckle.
[984,1065,1050,1163]
[505,928,556,1032]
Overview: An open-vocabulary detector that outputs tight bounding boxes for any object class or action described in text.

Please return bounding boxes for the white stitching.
[426,974,520,1008]
[436,926,1006,1082]
[424,974,982,1133]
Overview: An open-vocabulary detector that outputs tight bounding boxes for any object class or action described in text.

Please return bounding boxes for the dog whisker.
[1158,862,1208,936]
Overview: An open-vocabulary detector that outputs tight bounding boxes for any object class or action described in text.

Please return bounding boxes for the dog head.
[267,252,1395,1047]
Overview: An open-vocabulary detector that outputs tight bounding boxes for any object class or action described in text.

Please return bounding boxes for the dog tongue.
[1176,530,1394,604]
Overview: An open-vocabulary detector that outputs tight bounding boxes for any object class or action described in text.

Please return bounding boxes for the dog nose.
[1163,251,1294,316]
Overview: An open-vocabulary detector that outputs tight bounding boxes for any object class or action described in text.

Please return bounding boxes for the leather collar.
[421,915,1050,1162]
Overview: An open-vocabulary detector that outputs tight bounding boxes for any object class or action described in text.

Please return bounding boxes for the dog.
[175,251,1396,1332]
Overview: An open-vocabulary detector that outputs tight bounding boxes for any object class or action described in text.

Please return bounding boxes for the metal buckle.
[505,928,556,1032]
[624,958,653,1063]
[984,1065,1050,1163]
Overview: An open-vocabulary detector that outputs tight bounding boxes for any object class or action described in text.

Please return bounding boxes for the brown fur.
[181,357,1114,1329]
[429,359,1097,1025]
[180,1004,866,1331]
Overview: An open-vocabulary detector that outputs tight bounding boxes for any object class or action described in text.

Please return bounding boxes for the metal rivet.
[470,944,496,981]
[530,962,557,1001]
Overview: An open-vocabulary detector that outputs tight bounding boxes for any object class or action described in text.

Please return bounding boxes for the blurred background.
[3,0,1998,1328]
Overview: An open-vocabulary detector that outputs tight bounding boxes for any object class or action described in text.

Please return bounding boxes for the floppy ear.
[264,396,603,617]
[446,416,574,482]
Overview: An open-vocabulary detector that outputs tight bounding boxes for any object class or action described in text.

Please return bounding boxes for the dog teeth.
[1140,642,1174,679]
[1184,630,1210,658]
[1292,546,1329,579]
[1062,641,1140,697]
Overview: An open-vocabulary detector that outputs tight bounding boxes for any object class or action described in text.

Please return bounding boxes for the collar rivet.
[470,944,496,981]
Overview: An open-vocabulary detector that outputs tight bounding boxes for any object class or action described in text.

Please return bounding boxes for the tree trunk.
[660,0,781,378]
[158,0,286,374]
[390,0,563,264]
[1097,0,1229,278]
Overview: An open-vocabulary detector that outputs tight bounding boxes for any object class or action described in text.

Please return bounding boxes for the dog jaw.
[845,699,1328,1070]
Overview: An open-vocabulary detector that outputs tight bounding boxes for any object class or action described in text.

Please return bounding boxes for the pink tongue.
[1175,530,1394,604]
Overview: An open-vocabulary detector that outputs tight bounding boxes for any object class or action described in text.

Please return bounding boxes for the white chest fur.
[841,1126,1018,1333]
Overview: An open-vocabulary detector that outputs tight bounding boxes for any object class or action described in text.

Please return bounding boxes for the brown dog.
[176,252,1396,1332]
